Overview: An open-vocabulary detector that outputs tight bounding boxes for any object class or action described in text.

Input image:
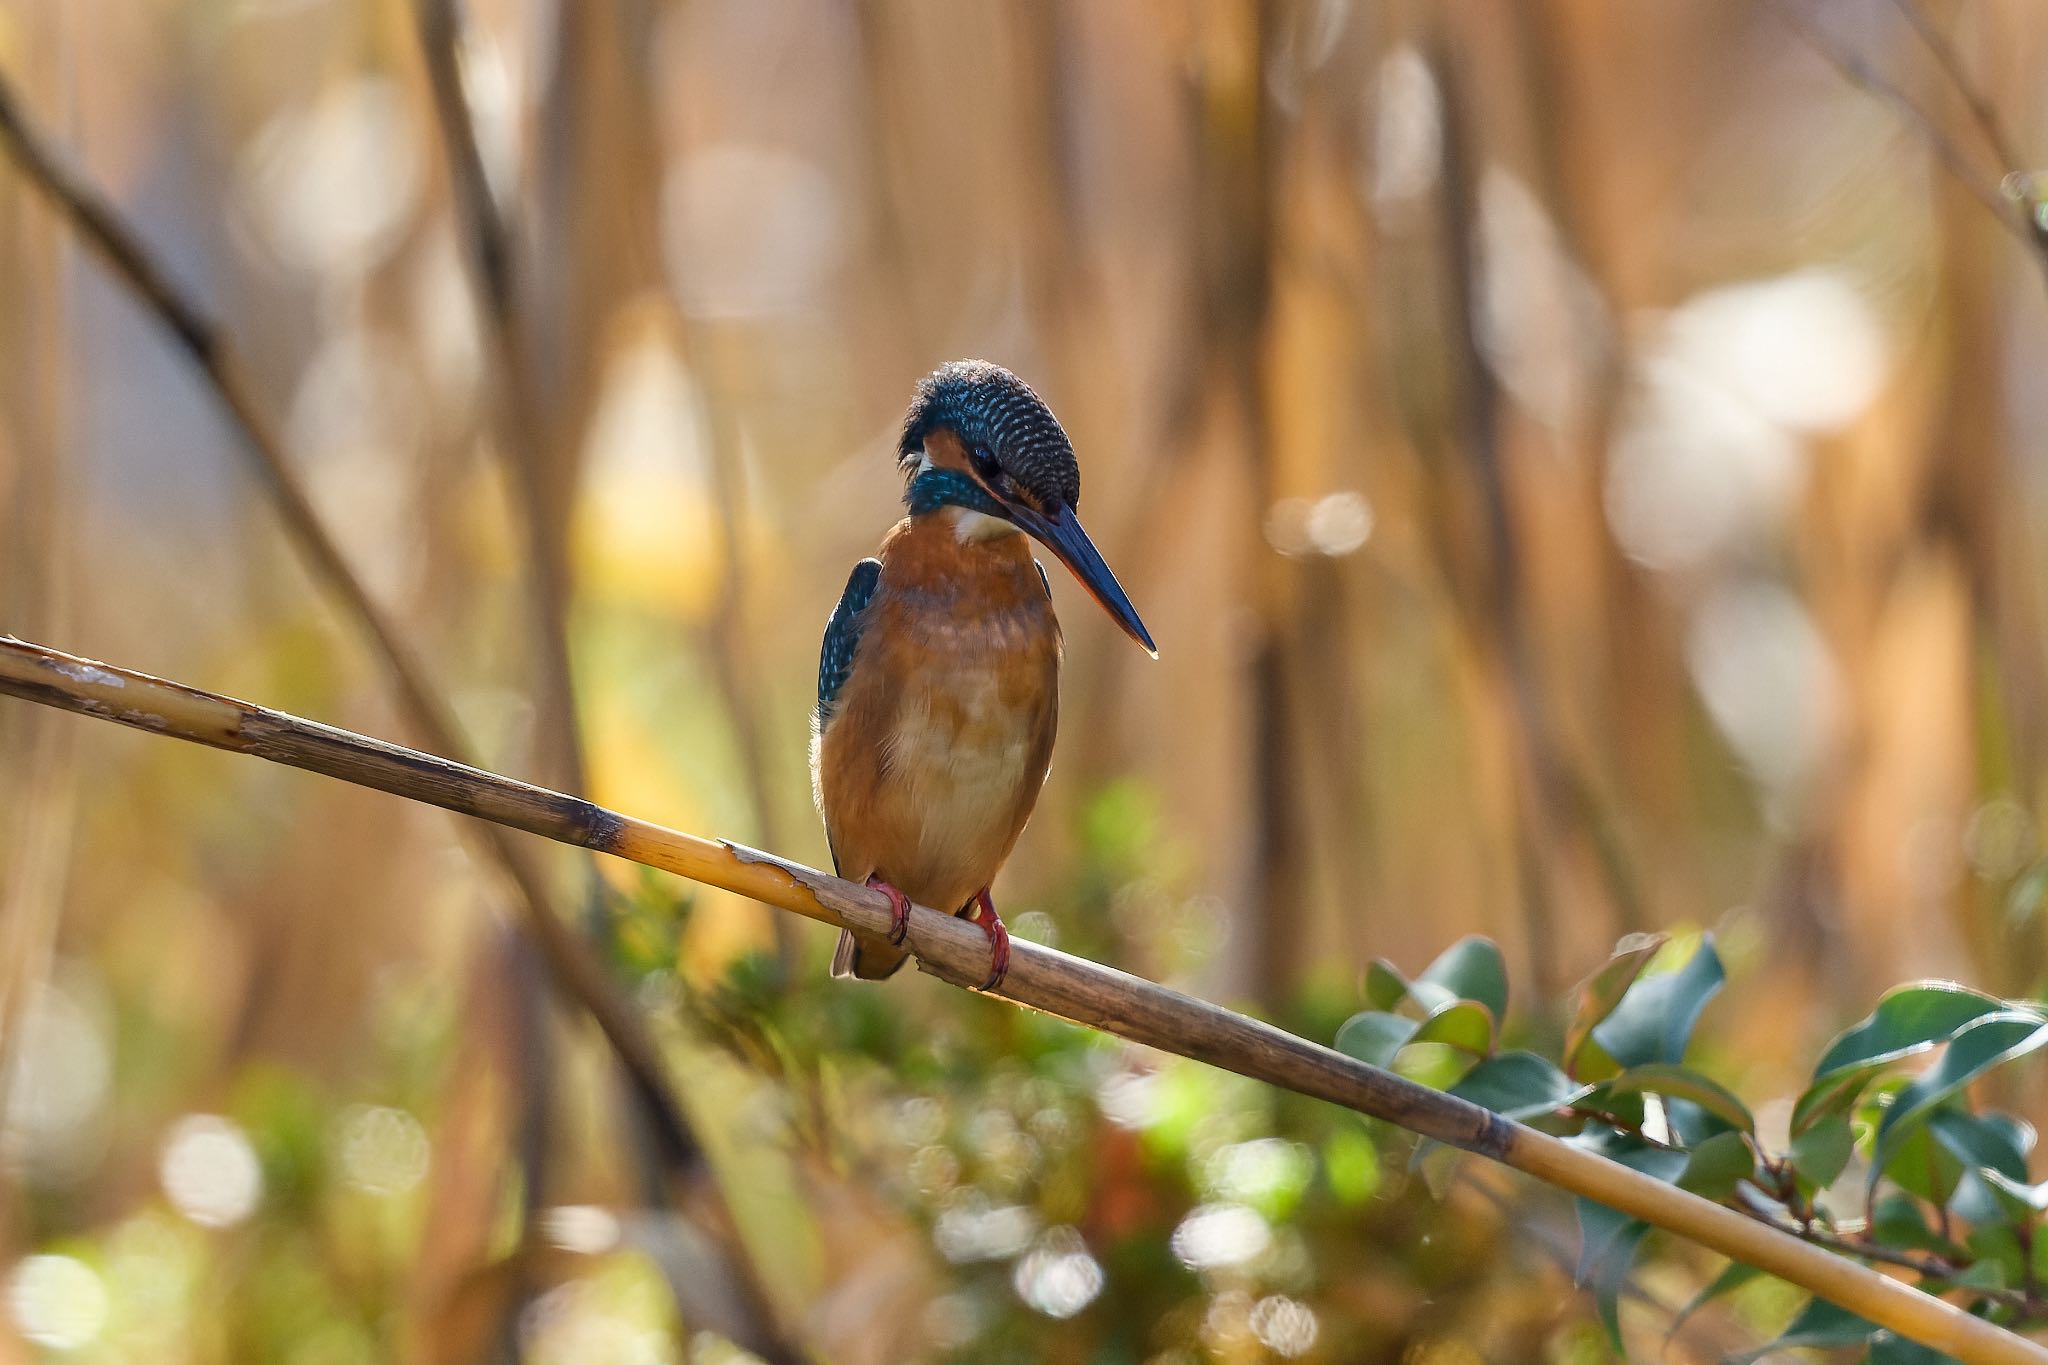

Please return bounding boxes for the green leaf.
[1364,960,1412,1012]
[1879,1117,1965,1208]
[1795,983,2009,1134]
[1943,1111,2040,1225]
[1576,1127,1691,1183]
[1571,1080,1649,1132]
[1334,1011,1417,1070]
[1409,998,1495,1056]
[1604,1063,1754,1135]
[1669,1260,1760,1333]
[1789,1113,1854,1194]
[1665,1099,1735,1149]
[1450,1051,1592,1121]
[1565,934,1667,1079]
[1816,984,2014,1076]
[1982,1110,2037,1158]
[1677,1130,1756,1201]
[1950,1252,2012,1293]
[1869,1192,1962,1260]
[1728,1298,1878,1362]
[1872,1011,2048,1178]
[1590,937,1723,1070]
[1928,1109,2029,1182]
[1979,1167,2048,1213]
[1575,1197,1646,1351]
[1948,1170,2012,1229]
[1963,1225,2025,1292]
[1394,1042,1474,1090]
[1572,1129,1687,1342]
[1376,965,1458,1019]
[1416,936,1508,1023]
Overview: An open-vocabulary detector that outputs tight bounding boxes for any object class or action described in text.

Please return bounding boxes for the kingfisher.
[811,360,1156,990]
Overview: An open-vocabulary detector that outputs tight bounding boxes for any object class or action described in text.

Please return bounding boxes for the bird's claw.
[967,888,1010,992]
[866,875,912,946]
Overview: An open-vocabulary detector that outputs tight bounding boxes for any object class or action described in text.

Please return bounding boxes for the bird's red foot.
[866,875,912,946]
[966,887,1010,992]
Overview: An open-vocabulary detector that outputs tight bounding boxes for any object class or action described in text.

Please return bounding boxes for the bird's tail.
[831,928,910,981]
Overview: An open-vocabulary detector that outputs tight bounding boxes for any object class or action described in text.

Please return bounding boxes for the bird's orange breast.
[814,515,1062,916]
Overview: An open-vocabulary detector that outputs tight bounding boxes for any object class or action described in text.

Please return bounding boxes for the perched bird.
[811,360,1156,989]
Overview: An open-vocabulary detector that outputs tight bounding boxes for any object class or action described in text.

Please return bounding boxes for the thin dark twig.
[0,70,803,1363]
[1734,1187,1955,1280]
[1884,0,2048,252]
[0,76,465,789]
[1765,0,2039,256]
[1885,0,2023,172]
[1733,1187,2046,1315]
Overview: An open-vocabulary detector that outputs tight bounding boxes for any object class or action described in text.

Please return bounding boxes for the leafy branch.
[2,635,2044,1364]
[1337,931,2048,1357]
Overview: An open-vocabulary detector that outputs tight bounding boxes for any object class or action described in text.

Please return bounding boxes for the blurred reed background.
[4,1,2048,1361]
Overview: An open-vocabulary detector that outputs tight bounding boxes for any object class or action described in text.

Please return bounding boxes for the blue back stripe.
[817,558,882,721]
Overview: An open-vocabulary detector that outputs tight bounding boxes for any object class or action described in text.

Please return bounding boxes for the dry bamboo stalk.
[1,633,2041,1365]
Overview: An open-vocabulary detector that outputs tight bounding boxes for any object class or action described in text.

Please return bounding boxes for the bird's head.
[900,360,1155,657]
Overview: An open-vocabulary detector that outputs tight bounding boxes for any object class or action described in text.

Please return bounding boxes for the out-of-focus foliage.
[5,0,2048,1360]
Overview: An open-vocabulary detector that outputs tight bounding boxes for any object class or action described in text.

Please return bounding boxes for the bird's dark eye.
[968,444,1002,483]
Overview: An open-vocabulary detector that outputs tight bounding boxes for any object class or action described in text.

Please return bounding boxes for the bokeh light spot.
[159,1114,263,1228]
[1686,580,1841,796]
[335,1104,430,1196]
[238,77,422,276]
[1250,1294,1319,1357]
[6,1254,107,1350]
[1170,1203,1271,1269]
[1204,1138,1313,1216]
[1012,1227,1103,1319]
[544,1206,622,1256]
[0,972,112,1185]
[935,1197,1037,1263]
[1372,47,1441,204]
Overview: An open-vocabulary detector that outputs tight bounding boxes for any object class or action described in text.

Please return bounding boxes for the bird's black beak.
[1007,501,1157,658]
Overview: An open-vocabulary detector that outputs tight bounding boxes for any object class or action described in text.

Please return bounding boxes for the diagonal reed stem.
[1,633,2042,1365]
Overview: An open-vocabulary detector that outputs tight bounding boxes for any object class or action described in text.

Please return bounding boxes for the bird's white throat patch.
[951,507,1020,542]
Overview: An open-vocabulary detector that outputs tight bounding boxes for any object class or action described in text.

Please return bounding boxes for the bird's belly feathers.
[816,601,1060,912]
[886,667,1043,867]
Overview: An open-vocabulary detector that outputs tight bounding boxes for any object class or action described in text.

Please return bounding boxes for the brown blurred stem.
[1193,3,1315,1005]
[414,0,589,796]
[0,32,76,1090]
[0,71,800,1363]
[584,1,804,973]
[1,635,2042,1365]
[1385,36,1645,993]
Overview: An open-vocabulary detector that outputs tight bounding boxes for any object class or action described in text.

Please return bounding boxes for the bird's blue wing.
[817,558,883,724]
[1035,560,1052,600]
